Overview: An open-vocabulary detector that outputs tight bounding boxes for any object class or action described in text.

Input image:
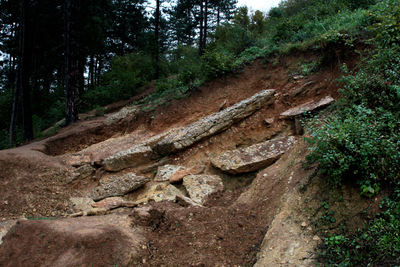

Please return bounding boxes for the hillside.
[0,48,379,266]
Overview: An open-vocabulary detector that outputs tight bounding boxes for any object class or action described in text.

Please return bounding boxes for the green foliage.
[201,51,234,80]
[366,0,400,48]
[210,22,254,56]
[305,0,400,194]
[82,52,155,111]
[318,194,400,266]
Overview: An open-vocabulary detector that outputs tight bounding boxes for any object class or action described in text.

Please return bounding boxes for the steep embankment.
[0,51,373,266]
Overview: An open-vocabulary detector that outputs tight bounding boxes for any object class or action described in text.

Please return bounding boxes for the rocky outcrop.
[280,95,334,119]
[90,173,150,201]
[153,89,276,155]
[211,136,298,174]
[104,105,139,125]
[102,145,158,172]
[183,175,223,204]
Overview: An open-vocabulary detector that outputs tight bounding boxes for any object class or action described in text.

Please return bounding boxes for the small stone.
[301,222,307,227]
[313,235,321,241]
[281,261,287,264]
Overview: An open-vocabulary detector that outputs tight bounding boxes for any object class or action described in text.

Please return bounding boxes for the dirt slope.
[0,50,374,266]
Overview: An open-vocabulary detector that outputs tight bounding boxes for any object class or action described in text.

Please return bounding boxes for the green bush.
[318,192,400,266]
[80,52,155,111]
[201,50,235,80]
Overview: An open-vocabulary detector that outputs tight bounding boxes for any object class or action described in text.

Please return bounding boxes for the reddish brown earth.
[0,48,378,266]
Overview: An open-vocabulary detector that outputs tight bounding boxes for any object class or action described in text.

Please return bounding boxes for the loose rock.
[170,165,206,183]
[280,95,334,119]
[103,145,158,172]
[154,165,184,182]
[211,136,298,174]
[90,173,150,201]
[183,175,223,204]
[136,184,181,203]
[91,197,137,210]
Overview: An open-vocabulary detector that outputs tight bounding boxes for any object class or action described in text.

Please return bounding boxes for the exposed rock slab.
[153,89,276,155]
[211,136,298,174]
[280,95,334,119]
[183,175,223,204]
[102,145,158,172]
[90,173,150,201]
[104,105,139,125]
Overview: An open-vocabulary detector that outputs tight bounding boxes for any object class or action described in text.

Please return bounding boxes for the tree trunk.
[203,0,208,51]
[199,0,204,56]
[10,0,35,146]
[88,54,94,87]
[155,0,160,79]
[64,0,79,126]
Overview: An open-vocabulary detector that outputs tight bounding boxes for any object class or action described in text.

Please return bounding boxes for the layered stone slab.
[102,145,158,172]
[211,136,298,175]
[280,95,334,119]
[183,175,224,204]
[153,89,276,155]
[90,173,150,201]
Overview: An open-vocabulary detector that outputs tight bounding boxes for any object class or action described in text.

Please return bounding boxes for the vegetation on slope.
[1,0,400,265]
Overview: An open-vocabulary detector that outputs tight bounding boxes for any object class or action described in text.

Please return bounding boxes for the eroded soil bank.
[0,51,377,267]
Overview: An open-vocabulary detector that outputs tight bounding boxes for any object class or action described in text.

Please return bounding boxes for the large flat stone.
[153,89,276,155]
[280,95,334,119]
[90,173,150,201]
[183,175,223,204]
[211,136,298,174]
[102,145,158,172]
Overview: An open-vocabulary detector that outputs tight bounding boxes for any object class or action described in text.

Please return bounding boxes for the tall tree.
[9,0,37,146]
[64,0,79,125]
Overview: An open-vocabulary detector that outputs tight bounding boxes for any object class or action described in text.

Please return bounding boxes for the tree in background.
[64,0,79,126]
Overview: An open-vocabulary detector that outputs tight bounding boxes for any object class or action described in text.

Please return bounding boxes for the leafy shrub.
[201,51,234,79]
[318,192,400,266]
[82,52,155,111]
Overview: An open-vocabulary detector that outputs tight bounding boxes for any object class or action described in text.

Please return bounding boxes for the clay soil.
[0,47,374,267]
